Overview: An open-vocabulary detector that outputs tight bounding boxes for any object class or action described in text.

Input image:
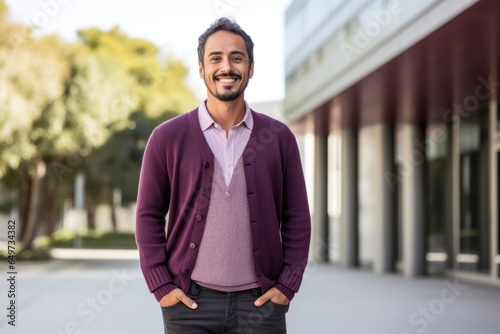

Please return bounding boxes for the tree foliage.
[0,27,68,178]
[0,1,198,248]
[75,27,198,231]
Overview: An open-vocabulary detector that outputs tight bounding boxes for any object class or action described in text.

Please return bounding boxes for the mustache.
[214,73,242,80]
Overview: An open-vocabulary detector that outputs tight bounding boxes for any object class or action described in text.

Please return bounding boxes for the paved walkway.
[288,264,500,334]
[1,251,500,333]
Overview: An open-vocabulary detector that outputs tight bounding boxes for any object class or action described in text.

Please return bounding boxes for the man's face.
[199,30,254,102]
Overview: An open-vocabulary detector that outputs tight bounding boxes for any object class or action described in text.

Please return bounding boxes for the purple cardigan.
[135,107,311,302]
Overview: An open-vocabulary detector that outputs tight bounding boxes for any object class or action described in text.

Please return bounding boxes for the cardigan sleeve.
[135,128,177,301]
[276,131,311,301]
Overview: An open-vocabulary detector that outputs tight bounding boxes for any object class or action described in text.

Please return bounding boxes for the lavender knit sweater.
[191,158,261,291]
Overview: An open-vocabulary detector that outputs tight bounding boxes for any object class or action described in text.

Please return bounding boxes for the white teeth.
[218,78,236,83]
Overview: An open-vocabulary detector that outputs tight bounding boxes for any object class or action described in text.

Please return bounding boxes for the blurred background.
[1,0,500,333]
[0,0,289,254]
[286,0,500,282]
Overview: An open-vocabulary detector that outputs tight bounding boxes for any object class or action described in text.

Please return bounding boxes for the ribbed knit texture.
[191,157,260,291]
[136,107,311,302]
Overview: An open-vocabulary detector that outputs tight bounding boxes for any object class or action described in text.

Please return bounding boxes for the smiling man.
[135,18,311,334]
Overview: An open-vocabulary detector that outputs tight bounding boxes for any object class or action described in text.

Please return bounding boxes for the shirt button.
[195,214,203,221]
[225,191,230,197]
[190,243,197,249]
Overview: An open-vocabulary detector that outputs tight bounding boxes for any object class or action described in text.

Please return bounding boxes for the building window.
[425,124,448,271]
[497,102,500,133]
[459,109,490,273]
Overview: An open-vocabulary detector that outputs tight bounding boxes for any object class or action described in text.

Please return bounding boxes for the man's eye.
[232,57,242,62]
[211,57,221,62]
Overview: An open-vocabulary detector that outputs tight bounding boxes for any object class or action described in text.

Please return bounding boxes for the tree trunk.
[43,202,58,237]
[110,187,122,232]
[21,158,47,251]
[43,193,57,237]
[42,178,59,237]
[110,200,118,232]
[19,178,32,242]
[86,193,96,231]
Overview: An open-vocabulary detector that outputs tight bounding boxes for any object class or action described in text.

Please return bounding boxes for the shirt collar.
[198,100,253,131]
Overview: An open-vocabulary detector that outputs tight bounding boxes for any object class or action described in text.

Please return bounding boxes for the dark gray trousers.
[161,283,287,334]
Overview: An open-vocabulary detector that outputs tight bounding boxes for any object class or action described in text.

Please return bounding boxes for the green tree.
[39,42,137,237]
[75,27,198,230]
[0,4,198,247]
[0,10,69,249]
[0,0,6,21]
[0,8,137,249]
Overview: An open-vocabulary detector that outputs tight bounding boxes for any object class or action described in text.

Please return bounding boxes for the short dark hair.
[198,17,254,66]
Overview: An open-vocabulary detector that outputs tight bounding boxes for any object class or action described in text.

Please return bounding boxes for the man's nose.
[220,58,232,73]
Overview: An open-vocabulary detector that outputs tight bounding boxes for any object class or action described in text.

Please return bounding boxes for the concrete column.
[340,128,358,267]
[75,172,85,210]
[373,124,395,273]
[312,133,329,262]
[400,123,426,277]
[74,172,86,248]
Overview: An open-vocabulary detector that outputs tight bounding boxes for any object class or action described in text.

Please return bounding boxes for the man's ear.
[198,61,204,79]
[249,61,254,79]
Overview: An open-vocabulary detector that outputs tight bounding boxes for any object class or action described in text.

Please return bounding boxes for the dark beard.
[213,89,244,102]
[204,72,248,102]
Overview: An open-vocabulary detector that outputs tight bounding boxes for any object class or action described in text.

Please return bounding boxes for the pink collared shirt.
[198,101,253,187]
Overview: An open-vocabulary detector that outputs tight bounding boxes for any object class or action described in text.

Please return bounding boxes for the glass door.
[459,110,490,273]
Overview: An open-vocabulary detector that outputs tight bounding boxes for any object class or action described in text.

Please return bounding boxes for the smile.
[217,77,237,83]
[215,73,241,84]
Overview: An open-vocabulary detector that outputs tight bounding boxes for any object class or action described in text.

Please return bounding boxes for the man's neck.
[205,96,246,133]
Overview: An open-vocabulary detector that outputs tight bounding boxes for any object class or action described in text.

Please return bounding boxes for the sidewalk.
[1,255,499,333]
[288,264,500,334]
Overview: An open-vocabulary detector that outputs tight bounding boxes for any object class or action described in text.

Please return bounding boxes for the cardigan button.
[204,162,210,168]
[195,214,203,222]
[189,243,197,249]
[182,269,188,275]
[200,189,206,195]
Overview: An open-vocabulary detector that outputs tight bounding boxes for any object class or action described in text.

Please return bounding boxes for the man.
[135,17,311,334]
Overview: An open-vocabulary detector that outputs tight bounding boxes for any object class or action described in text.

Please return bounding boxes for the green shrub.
[0,248,52,261]
[49,231,137,249]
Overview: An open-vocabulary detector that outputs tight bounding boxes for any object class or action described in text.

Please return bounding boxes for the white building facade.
[285,0,500,285]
